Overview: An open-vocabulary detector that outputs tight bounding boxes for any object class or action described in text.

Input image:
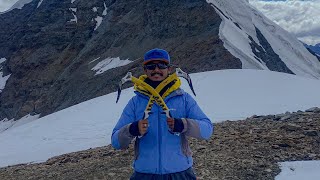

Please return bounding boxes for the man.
[111,48,213,179]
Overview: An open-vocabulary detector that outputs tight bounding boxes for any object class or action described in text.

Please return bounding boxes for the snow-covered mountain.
[208,0,320,79]
[304,43,320,57]
[0,0,320,123]
[0,0,32,14]
[7,0,33,10]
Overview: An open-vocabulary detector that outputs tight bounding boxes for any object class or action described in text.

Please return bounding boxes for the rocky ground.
[0,107,319,180]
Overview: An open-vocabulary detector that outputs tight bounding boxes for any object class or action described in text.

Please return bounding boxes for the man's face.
[144,61,171,81]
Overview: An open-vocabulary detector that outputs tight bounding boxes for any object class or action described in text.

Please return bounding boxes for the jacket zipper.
[158,105,162,174]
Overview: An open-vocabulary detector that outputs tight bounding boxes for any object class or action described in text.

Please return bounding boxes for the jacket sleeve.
[111,97,136,149]
[182,93,213,140]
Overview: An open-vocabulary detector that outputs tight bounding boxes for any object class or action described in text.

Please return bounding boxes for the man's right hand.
[138,119,149,136]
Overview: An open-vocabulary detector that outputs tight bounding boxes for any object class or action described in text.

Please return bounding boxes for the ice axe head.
[116,72,133,103]
[175,68,196,96]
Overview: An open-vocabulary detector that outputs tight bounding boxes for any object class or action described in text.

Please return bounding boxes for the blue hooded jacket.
[111,88,213,174]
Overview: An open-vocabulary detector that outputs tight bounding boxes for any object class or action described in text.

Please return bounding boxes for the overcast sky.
[0,0,319,45]
[249,0,320,45]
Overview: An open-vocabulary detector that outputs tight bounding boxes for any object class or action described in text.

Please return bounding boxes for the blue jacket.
[111,88,213,174]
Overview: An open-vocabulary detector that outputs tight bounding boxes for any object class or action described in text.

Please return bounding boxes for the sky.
[1,69,320,179]
[249,0,320,45]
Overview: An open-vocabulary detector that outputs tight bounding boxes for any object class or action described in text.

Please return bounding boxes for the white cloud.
[249,0,320,45]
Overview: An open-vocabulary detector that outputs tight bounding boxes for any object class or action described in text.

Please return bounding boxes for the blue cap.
[143,48,170,65]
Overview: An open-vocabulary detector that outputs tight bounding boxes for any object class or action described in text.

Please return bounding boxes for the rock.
[196,145,207,151]
[273,116,281,121]
[280,123,302,132]
[265,169,272,173]
[280,114,293,121]
[277,143,291,148]
[306,107,320,113]
[303,130,318,136]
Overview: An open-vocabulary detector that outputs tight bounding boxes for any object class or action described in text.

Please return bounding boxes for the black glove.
[173,118,184,133]
[129,121,140,136]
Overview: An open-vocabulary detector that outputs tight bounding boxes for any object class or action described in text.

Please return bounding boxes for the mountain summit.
[0,0,320,121]
[304,43,320,58]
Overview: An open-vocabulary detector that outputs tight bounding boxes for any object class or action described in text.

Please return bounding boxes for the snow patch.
[0,114,40,133]
[91,57,132,75]
[37,0,44,8]
[92,7,98,12]
[69,8,77,12]
[0,72,11,92]
[68,8,77,23]
[0,118,13,133]
[276,161,320,180]
[71,0,76,3]
[89,57,101,64]
[0,58,6,64]
[94,16,103,30]
[102,2,108,16]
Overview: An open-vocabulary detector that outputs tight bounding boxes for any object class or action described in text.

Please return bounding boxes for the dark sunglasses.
[144,63,169,70]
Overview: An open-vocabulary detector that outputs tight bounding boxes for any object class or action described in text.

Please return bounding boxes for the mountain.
[0,0,33,13]
[0,0,320,121]
[304,43,320,59]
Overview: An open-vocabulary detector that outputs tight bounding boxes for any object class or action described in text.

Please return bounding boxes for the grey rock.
[280,123,302,132]
[306,107,320,113]
[280,114,293,121]
[303,130,318,137]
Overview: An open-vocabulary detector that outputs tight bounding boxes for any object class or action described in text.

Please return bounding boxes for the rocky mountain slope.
[0,0,320,121]
[0,107,319,180]
[305,43,320,56]
[305,43,320,61]
[0,0,238,121]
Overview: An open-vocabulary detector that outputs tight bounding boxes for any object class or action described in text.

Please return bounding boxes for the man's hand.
[167,118,174,131]
[167,118,185,133]
[138,119,149,136]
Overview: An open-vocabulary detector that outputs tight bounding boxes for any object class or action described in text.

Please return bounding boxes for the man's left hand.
[167,118,185,133]
[167,118,175,131]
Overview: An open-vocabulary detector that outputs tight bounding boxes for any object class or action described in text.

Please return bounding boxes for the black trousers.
[130,167,197,180]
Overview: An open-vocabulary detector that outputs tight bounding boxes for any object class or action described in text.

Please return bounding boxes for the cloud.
[0,0,19,12]
[249,0,320,45]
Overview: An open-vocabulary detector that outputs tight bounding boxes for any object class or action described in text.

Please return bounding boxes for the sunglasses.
[144,63,169,70]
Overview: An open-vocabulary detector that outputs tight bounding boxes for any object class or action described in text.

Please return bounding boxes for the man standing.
[111,48,213,179]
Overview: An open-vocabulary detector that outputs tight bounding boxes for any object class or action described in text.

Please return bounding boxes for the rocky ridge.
[0,107,319,180]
